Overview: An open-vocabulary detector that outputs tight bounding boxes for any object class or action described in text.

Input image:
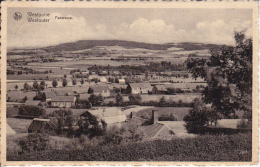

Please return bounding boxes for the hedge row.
[8,133,252,161]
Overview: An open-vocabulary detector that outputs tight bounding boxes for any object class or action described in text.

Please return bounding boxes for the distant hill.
[8,40,223,55]
[43,40,170,52]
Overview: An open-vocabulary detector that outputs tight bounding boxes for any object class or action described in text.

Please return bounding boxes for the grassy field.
[7,132,252,161]
[7,118,33,133]
[136,107,191,121]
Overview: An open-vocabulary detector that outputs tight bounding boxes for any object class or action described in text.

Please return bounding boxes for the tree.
[115,77,119,83]
[24,82,30,90]
[115,93,124,105]
[23,96,28,103]
[48,109,75,136]
[80,78,84,85]
[19,132,50,153]
[185,31,252,120]
[52,79,58,88]
[159,96,167,107]
[42,92,46,102]
[62,78,67,87]
[128,94,142,105]
[183,98,209,133]
[33,81,39,90]
[88,94,103,106]
[97,94,104,106]
[18,105,46,117]
[40,80,45,90]
[76,111,106,138]
[15,85,18,90]
[88,87,94,94]
[72,79,77,86]
[145,71,149,78]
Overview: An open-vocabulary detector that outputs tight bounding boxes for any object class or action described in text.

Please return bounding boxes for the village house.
[99,76,108,83]
[91,85,110,97]
[119,78,125,84]
[51,96,76,108]
[125,83,153,94]
[152,85,168,94]
[28,118,57,133]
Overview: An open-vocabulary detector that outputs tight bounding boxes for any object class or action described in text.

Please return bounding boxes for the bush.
[18,105,46,117]
[159,114,178,121]
[18,132,50,153]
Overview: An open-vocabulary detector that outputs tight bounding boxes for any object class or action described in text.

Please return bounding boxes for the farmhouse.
[92,85,110,97]
[119,78,125,84]
[51,96,76,108]
[141,122,174,139]
[125,83,153,94]
[28,118,57,133]
[100,77,108,83]
[152,85,168,94]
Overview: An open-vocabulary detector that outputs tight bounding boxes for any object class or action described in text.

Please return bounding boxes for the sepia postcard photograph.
[1,1,259,165]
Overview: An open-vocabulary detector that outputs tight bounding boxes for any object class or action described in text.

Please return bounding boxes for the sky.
[7,8,252,49]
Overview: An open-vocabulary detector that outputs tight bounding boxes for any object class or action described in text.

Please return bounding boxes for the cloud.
[8,12,103,49]
[115,18,185,44]
[8,14,252,49]
[187,19,252,45]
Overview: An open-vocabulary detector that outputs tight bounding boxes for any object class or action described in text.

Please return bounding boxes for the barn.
[125,83,153,94]
[51,96,76,108]
[28,118,57,133]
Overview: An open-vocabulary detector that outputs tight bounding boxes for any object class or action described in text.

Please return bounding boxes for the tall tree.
[115,93,124,105]
[62,78,67,87]
[72,79,77,86]
[40,80,45,90]
[24,82,30,90]
[33,81,39,90]
[80,78,84,85]
[186,31,252,119]
[52,79,58,88]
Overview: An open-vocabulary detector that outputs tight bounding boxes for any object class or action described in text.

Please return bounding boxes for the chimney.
[152,110,158,124]
[130,112,135,119]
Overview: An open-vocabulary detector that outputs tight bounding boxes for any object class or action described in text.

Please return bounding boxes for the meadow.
[7,118,33,133]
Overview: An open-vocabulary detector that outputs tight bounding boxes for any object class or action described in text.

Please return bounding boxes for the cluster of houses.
[26,108,183,139]
[7,81,204,108]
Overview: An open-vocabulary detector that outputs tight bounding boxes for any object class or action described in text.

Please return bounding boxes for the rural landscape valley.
[5,7,253,162]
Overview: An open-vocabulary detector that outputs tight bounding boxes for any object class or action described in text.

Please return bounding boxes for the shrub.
[159,114,178,121]
[18,132,50,153]
[18,105,46,117]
